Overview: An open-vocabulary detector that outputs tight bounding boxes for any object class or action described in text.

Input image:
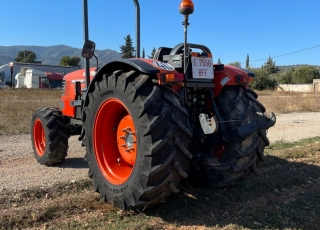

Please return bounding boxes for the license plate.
[191,56,214,79]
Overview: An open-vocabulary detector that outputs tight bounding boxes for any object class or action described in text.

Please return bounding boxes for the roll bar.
[170,43,211,55]
[82,0,141,87]
[133,0,140,58]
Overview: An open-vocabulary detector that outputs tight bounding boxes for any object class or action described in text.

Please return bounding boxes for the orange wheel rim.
[33,119,46,156]
[93,99,137,185]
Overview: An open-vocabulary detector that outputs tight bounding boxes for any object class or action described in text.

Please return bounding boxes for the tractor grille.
[61,80,65,95]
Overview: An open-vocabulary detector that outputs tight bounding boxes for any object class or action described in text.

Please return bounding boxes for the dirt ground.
[0,112,320,229]
[267,112,320,143]
[0,112,320,191]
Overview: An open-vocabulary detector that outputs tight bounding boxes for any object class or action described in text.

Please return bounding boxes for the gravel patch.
[0,136,88,191]
[267,112,320,143]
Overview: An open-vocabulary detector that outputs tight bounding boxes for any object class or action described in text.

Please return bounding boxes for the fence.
[278,79,320,92]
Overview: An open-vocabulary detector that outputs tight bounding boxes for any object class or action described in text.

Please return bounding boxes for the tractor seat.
[153,47,172,62]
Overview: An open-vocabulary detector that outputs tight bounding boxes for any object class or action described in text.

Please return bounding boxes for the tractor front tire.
[208,86,270,187]
[31,108,69,166]
[82,70,192,210]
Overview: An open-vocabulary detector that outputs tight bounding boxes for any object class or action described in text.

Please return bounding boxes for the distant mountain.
[2,45,319,74]
[0,45,121,67]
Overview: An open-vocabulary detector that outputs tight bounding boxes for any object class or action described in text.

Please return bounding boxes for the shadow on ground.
[145,155,320,229]
[57,157,88,169]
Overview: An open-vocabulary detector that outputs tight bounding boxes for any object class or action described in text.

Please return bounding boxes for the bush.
[291,66,320,84]
[251,68,278,90]
[278,69,294,84]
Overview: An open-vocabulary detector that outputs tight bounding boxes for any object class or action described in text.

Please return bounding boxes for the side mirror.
[82,40,96,59]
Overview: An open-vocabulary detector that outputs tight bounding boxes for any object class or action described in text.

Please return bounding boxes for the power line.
[248,44,320,63]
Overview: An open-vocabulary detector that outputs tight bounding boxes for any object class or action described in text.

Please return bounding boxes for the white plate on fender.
[152,61,175,71]
[191,56,214,79]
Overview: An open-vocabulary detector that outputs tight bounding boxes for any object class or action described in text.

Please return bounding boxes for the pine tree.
[246,54,249,68]
[119,34,135,59]
[262,55,279,74]
[148,47,156,59]
[142,48,145,58]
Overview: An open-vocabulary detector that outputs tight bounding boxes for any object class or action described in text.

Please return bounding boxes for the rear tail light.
[160,73,184,83]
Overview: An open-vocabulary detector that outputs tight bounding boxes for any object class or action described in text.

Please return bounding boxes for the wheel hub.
[117,115,137,166]
[125,133,134,148]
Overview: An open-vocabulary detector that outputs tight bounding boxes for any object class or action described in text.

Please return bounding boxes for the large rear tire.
[82,70,192,210]
[31,108,69,166]
[207,86,269,187]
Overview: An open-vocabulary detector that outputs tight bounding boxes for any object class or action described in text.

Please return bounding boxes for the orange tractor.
[31,0,275,210]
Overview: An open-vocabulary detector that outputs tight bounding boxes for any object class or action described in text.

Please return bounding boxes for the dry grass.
[0,88,319,135]
[1,137,320,229]
[0,89,60,135]
[258,90,320,113]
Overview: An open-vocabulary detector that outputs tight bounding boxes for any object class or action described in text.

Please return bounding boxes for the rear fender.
[84,58,183,114]
[61,59,183,118]
[91,58,183,89]
[213,64,255,96]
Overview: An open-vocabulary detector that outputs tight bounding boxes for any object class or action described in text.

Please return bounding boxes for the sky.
[0,0,320,68]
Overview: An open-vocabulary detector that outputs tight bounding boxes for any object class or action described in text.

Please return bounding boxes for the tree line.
[217,55,320,90]
[14,50,81,67]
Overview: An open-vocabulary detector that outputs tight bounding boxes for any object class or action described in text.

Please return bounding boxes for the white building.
[15,68,64,89]
[0,62,79,86]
